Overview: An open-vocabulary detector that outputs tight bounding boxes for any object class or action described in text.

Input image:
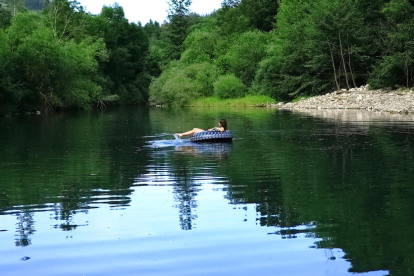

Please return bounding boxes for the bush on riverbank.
[188,95,275,107]
[213,74,246,99]
[149,61,219,106]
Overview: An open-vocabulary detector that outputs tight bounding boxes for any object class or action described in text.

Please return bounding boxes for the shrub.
[213,74,246,99]
[149,62,218,105]
[162,74,198,106]
[183,62,218,97]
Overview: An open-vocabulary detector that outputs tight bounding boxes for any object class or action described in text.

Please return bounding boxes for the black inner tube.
[189,130,233,143]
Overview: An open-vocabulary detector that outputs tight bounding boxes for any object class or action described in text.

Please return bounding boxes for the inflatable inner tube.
[189,130,233,143]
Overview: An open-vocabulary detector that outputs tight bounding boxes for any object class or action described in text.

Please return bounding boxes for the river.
[1,107,414,276]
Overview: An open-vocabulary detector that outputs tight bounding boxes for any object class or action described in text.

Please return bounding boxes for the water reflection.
[290,109,414,134]
[267,224,316,239]
[15,211,35,247]
[4,107,414,275]
[135,141,232,230]
[134,164,201,231]
[175,143,232,158]
[147,139,232,154]
[0,108,148,251]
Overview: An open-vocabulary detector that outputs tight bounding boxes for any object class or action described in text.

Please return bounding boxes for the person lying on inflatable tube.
[175,119,228,138]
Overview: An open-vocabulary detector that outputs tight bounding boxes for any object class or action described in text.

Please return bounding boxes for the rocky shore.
[275,85,414,114]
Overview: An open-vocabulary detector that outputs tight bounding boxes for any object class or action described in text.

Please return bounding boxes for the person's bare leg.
[178,128,204,137]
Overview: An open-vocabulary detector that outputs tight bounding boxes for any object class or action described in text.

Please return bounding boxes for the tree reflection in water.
[4,107,414,275]
[139,141,233,230]
[15,211,35,247]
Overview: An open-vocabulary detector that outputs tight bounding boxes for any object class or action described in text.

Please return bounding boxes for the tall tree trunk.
[348,45,357,88]
[327,40,340,91]
[339,32,350,90]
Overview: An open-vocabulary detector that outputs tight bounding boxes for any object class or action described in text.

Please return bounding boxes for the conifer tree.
[166,0,192,59]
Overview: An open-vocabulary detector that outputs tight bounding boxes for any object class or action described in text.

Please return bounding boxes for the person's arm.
[208,127,225,132]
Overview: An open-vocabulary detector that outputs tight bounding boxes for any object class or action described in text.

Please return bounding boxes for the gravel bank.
[275,85,414,114]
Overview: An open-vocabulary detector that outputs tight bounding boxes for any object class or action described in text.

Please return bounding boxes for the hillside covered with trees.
[1,0,414,113]
[149,0,414,106]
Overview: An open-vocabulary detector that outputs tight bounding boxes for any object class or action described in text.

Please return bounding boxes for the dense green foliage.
[0,7,12,28]
[0,0,151,114]
[3,0,414,110]
[369,0,414,88]
[90,4,150,104]
[150,0,414,106]
[148,3,271,105]
[166,0,193,60]
[213,74,246,99]
[254,0,385,100]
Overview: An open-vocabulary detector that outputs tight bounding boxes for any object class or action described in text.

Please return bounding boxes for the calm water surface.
[1,107,414,276]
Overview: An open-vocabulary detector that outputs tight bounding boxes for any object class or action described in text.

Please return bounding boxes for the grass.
[187,95,277,107]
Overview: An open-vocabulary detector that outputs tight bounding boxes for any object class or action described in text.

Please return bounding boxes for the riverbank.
[186,95,276,107]
[276,85,414,114]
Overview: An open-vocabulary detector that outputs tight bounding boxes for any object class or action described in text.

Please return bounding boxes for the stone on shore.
[274,85,414,114]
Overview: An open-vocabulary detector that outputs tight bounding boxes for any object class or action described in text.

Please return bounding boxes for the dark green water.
[1,107,414,276]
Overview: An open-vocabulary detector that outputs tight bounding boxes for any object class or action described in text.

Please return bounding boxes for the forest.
[1,0,414,112]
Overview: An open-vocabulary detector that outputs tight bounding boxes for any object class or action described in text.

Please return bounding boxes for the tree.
[221,0,241,8]
[253,0,312,100]
[42,0,89,40]
[168,0,192,18]
[239,0,279,32]
[224,31,269,86]
[0,0,156,113]
[304,0,374,91]
[4,0,25,16]
[0,28,23,114]
[0,7,108,112]
[144,20,173,76]
[215,2,251,36]
[0,7,12,29]
[12,18,106,109]
[254,0,385,100]
[166,0,193,59]
[94,4,150,104]
[369,0,414,88]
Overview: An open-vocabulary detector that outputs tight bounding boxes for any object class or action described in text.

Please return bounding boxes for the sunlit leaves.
[224,31,269,86]
[150,62,218,105]
[214,74,246,99]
